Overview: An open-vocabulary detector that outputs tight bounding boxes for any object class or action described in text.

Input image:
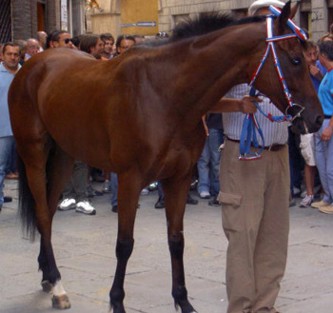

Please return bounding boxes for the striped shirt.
[223,84,289,146]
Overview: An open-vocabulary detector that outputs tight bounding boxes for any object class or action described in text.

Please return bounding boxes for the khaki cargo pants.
[218,140,290,313]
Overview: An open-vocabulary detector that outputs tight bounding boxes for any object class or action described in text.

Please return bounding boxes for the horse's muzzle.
[290,113,324,135]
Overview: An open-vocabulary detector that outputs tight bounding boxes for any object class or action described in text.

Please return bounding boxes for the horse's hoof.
[52,294,71,310]
[41,280,53,293]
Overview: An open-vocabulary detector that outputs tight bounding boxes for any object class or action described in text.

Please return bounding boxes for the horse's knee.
[115,239,134,260]
[168,235,184,259]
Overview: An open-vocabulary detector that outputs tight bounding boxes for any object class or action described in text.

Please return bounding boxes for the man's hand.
[321,125,333,141]
[240,95,259,114]
[309,64,323,81]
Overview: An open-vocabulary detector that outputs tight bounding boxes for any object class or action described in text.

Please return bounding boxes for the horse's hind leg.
[18,140,74,309]
[162,177,197,313]
[40,146,75,308]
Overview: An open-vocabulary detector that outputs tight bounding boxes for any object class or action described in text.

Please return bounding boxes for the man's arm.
[209,95,259,113]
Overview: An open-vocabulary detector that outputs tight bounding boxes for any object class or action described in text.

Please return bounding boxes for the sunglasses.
[64,38,73,44]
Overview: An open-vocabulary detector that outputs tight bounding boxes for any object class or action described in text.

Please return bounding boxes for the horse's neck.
[165,23,265,117]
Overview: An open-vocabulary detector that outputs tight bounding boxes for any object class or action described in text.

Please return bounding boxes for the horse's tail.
[17,155,37,241]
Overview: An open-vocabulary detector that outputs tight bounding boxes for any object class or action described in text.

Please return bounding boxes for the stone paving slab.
[1,179,333,313]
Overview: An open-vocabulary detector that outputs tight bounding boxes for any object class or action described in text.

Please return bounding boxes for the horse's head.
[251,1,324,134]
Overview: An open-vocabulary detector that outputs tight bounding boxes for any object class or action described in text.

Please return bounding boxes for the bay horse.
[8,2,323,312]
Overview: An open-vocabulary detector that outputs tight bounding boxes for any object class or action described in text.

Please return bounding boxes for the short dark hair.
[115,35,135,50]
[100,33,114,43]
[319,40,333,61]
[303,40,317,52]
[46,30,68,48]
[79,34,100,54]
[2,42,20,54]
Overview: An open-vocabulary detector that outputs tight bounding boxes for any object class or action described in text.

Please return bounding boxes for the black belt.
[324,115,332,119]
[227,137,286,152]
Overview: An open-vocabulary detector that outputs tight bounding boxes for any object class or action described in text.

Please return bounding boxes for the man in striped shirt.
[218,1,290,313]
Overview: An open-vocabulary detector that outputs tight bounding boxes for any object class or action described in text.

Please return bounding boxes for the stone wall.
[11,0,38,40]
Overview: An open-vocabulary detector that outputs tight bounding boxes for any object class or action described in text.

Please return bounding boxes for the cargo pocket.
[218,191,242,232]
[217,191,242,207]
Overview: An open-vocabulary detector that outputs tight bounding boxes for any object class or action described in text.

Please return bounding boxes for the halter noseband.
[239,6,308,160]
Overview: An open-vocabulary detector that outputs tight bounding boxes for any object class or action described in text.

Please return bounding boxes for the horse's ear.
[290,0,300,19]
[278,0,291,33]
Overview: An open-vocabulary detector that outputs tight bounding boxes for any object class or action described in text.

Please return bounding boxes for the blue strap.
[239,87,292,160]
[239,88,265,160]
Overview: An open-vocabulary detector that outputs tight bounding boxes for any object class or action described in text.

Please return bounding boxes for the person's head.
[318,40,333,69]
[115,35,136,55]
[25,38,40,57]
[248,0,286,16]
[79,34,104,57]
[100,33,115,54]
[319,33,333,43]
[303,40,318,66]
[37,31,47,49]
[47,30,74,49]
[2,42,20,72]
[14,39,27,62]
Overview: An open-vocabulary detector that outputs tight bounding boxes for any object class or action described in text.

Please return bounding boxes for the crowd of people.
[1,0,333,312]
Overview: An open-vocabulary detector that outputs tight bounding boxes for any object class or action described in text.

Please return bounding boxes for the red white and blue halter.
[239,5,308,160]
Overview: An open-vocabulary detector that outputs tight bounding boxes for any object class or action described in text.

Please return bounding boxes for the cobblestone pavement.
[1,179,333,313]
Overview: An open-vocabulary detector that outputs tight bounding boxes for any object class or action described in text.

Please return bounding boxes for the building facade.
[0,0,85,43]
[87,0,158,37]
[158,0,333,41]
[2,0,333,43]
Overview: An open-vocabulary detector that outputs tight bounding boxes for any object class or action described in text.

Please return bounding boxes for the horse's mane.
[140,13,266,47]
[171,13,266,41]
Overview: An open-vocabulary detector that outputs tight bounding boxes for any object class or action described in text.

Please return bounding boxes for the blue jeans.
[197,128,223,196]
[314,119,333,204]
[110,172,118,207]
[0,136,15,207]
[288,128,304,197]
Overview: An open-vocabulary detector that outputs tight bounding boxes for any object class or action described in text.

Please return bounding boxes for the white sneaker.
[58,198,76,211]
[199,191,211,199]
[76,201,96,215]
[299,194,314,208]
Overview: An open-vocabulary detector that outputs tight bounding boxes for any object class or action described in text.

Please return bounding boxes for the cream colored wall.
[90,0,158,37]
[91,13,120,36]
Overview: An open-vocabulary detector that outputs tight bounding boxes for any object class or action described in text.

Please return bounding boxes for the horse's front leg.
[109,172,141,313]
[162,177,197,313]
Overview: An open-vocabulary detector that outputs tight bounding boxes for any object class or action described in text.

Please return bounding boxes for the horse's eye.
[291,57,301,65]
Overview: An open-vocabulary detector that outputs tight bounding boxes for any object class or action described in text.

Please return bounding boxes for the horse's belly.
[47,121,111,169]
